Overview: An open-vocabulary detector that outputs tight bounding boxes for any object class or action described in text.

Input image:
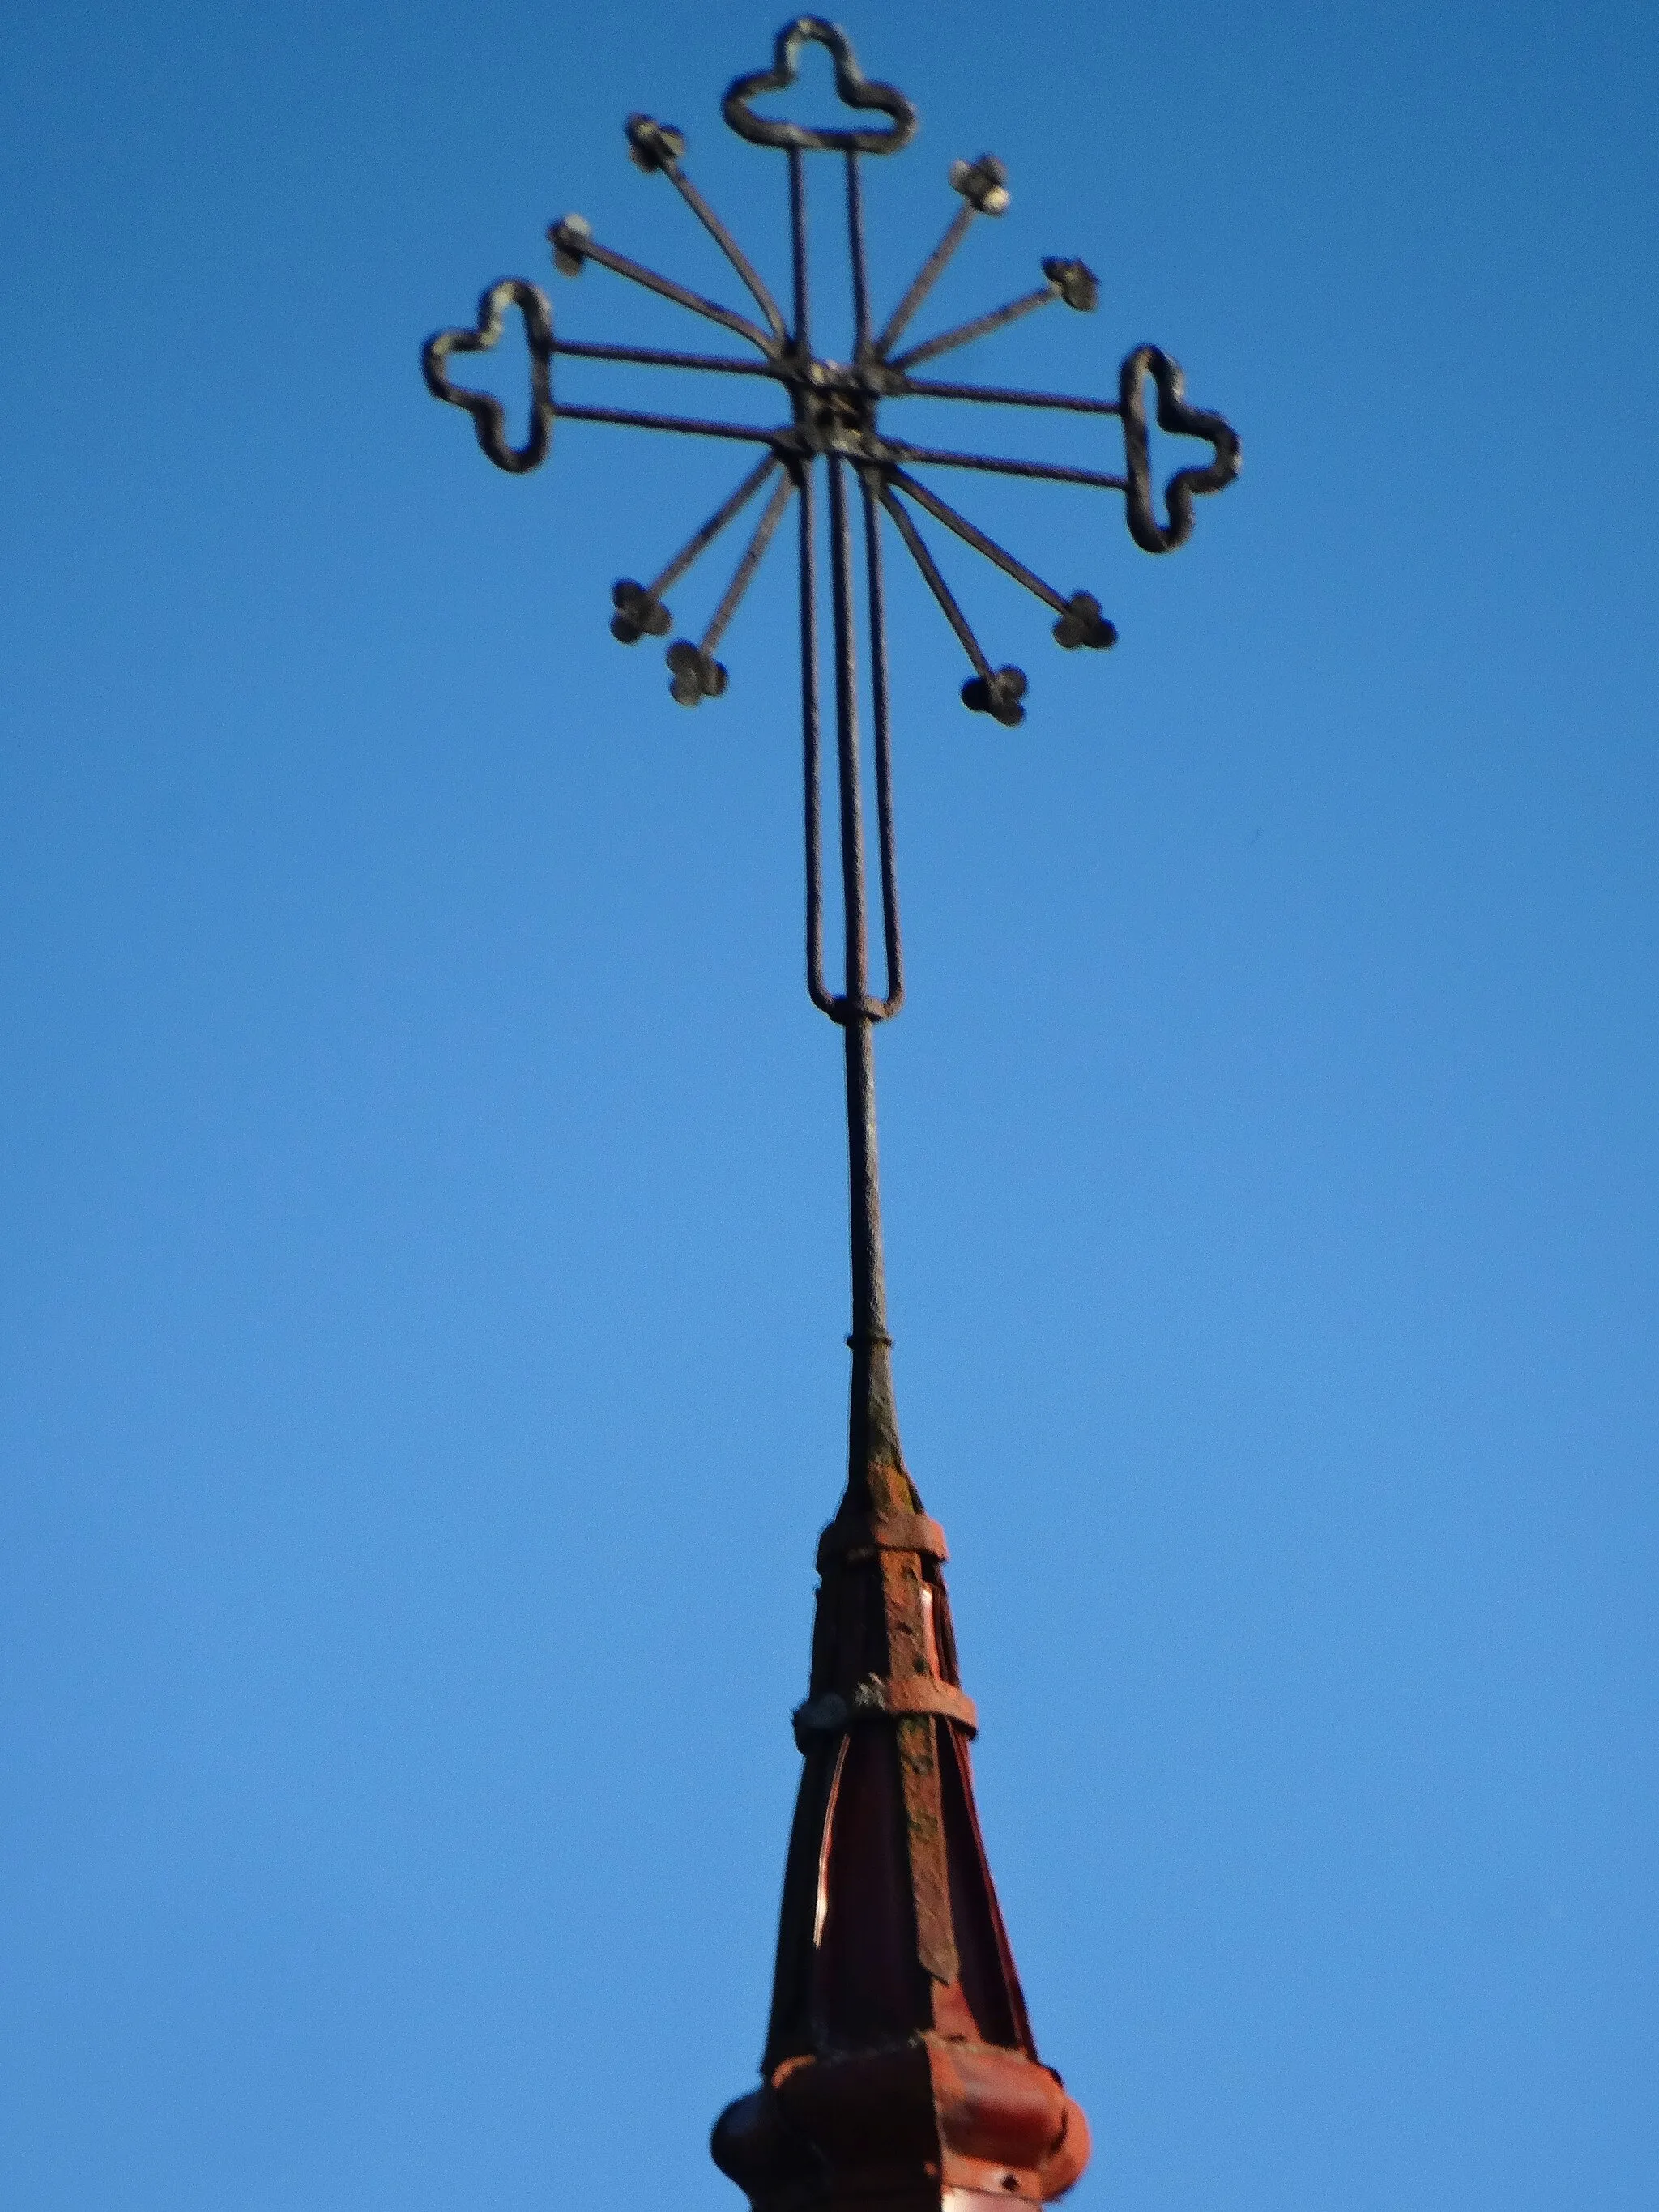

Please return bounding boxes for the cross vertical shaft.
[828,450,901,1492]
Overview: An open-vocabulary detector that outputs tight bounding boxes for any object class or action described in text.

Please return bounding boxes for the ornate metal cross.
[424,18,1237,2211]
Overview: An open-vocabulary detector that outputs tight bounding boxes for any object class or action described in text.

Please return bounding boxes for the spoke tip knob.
[962,666,1028,727]
[949,153,1010,215]
[548,214,591,277]
[1052,590,1117,650]
[1042,256,1098,311]
[625,113,686,170]
[612,579,672,644]
[667,640,729,706]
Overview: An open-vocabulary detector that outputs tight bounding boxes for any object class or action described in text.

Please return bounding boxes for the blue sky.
[2,2,1655,2207]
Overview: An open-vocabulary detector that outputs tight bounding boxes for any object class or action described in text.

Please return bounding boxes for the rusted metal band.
[816,1511,948,1568]
[792,1676,978,1749]
[896,1714,958,1984]
[872,1675,976,1726]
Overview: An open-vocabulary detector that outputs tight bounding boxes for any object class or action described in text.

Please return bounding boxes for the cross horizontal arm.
[555,338,783,380]
[556,402,781,444]
[885,467,1071,616]
[550,221,779,355]
[896,376,1122,416]
[884,440,1128,492]
[889,284,1056,371]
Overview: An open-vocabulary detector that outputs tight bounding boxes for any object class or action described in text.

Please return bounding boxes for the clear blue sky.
[2,2,1655,2208]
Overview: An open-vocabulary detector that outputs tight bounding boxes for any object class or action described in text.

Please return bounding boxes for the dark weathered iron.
[423,18,1237,2212]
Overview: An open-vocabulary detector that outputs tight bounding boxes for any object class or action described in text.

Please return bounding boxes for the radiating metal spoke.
[662,164,790,345]
[553,226,779,355]
[883,439,1128,491]
[885,467,1069,615]
[876,484,994,679]
[896,376,1120,415]
[555,338,783,380]
[556,402,782,444]
[699,471,795,651]
[872,202,974,360]
[649,455,781,599]
[889,285,1056,372]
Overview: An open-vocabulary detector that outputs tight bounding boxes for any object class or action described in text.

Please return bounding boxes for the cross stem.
[826,452,901,1488]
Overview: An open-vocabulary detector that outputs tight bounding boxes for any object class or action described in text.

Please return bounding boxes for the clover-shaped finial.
[1119,345,1241,553]
[611,580,672,645]
[723,16,918,154]
[961,665,1028,727]
[1052,592,1118,651]
[667,640,730,706]
[422,279,556,474]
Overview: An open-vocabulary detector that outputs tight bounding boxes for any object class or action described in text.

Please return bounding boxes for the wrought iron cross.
[424,19,1237,2210]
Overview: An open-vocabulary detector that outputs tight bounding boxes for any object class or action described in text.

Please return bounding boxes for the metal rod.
[876,484,996,679]
[828,456,871,1017]
[883,440,1128,490]
[889,284,1056,371]
[895,375,1122,414]
[701,471,795,651]
[872,201,974,360]
[799,462,834,1017]
[794,479,837,1020]
[827,455,900,1486]
[554,403,780,444]
[859,468,904,1020]
[846,152,871,360]
[649,454,780,599]
[664,164,789,343]
[569,232,778,354]
[788,147,810,354]
[888,467,1071,614]
[554,338,783,379]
